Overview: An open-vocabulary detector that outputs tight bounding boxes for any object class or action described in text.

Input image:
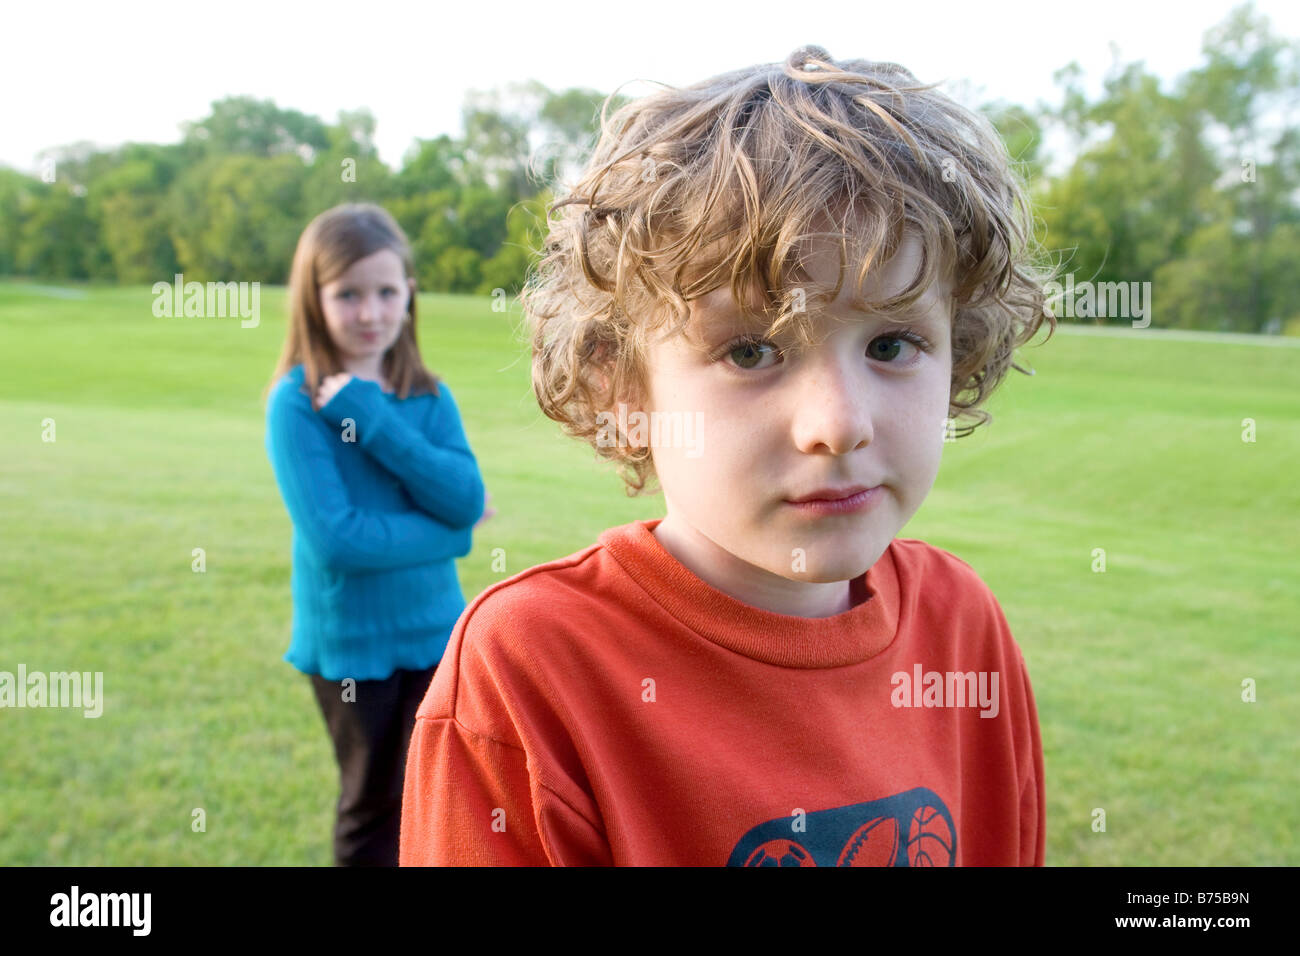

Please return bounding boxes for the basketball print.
[907,805,954,866]
[837,815,900,866]
[744,838,817,867]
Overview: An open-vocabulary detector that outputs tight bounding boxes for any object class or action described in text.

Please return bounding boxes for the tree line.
[1,4,1295,332]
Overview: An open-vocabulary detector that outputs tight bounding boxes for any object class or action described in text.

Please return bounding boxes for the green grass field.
[1,279,1296,865]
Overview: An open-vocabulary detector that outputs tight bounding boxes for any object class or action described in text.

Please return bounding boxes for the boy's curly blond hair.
[521,45,1057,495]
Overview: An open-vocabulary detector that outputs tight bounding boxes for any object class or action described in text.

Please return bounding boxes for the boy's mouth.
[786,484,877,504]
[784,485,882,517]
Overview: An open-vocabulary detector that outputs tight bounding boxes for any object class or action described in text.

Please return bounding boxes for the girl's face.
[318,248,416,372]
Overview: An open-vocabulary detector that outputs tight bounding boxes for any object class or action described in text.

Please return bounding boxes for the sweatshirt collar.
[599,519,901,669]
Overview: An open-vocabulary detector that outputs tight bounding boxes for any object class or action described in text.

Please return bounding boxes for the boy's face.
[641,234,953,616]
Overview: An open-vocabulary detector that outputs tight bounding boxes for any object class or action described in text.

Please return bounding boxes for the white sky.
[2,0,1295,174]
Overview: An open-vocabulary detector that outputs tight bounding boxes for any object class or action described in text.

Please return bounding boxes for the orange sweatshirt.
[400,518,1045,866]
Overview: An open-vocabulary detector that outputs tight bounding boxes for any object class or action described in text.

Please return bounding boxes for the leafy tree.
[1176,2,1300,331]
[460,89,534,201]
[15,182,103,279]
[168,154,305,283]
[0,168,38,275]
[1033,3,1298,331]
[392,135,467,197]
[85,144,184,283]
[478,190,552,296]
[528,82,631,186]
[180,96,332,160]
[300,109,393,217]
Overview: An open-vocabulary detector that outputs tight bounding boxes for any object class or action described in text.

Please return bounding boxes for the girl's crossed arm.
[267,383,472,572]
[316,377,486,531]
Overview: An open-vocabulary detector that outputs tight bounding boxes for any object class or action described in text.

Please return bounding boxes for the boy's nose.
[789,353,874,456]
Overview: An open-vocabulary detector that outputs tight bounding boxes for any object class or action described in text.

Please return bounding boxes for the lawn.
[1,279,1296,865]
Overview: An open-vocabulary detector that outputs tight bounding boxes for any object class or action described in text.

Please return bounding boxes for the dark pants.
[308,664,437,867]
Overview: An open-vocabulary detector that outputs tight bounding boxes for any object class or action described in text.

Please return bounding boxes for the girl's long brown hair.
[264,203,440,403]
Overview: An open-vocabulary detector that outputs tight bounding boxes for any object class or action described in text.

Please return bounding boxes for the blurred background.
[0,0,1296,865]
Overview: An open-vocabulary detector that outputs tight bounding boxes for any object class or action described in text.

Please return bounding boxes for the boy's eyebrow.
[686,311,773,345]
[693,300,949,339]
[871,308,950,327]
[848,288,955,326]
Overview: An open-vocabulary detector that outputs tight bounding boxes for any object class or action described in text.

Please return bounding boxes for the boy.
[400,46,1055,865]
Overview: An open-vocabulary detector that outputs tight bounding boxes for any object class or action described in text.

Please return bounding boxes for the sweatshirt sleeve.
[399,602,614,867]
[1018,647,1047,867]
[265,381,472,572]
[317,378,485,529]
[399,717,611,866]
[968,558,1045,867]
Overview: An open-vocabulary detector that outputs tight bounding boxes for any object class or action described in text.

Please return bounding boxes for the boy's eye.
[714,330,932,371]
[723,337,780,370]
[868,332,929,363]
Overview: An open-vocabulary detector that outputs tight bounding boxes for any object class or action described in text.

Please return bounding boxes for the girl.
[263,202,492,866]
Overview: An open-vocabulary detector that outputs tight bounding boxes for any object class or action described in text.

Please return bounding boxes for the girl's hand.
[474,490,496,529]
[313,373,353,411]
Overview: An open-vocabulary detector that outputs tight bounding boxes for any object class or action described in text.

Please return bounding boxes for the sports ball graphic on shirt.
[743,839,818,868]
[837,815,900,866]
[727,787,956,867]
[907,804,954,866]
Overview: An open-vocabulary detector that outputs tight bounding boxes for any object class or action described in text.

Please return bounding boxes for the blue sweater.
[264,364,485,681]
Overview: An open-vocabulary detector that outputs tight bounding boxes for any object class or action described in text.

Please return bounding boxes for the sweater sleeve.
[317,378,485,529]
[265,381,472,572]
